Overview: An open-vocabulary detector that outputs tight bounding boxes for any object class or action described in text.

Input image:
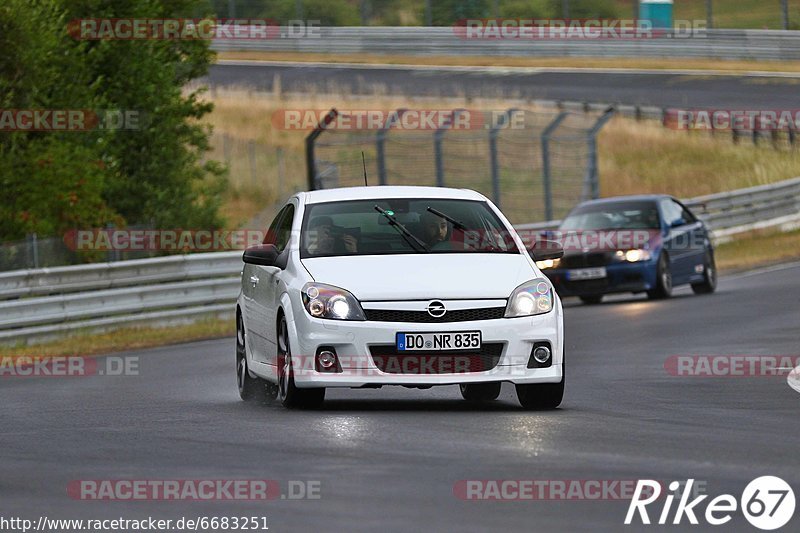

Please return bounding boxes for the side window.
[263,206,289,246]
[274,205,295,251]
[679,203,697,224]
[660,199,685,227]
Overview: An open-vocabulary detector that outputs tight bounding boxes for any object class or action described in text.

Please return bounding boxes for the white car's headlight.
[504,279,554,318]
[616,249,652,263]
[536,258,561,270]
[302,283,366,321]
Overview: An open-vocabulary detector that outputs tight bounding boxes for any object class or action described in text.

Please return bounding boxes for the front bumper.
[286,302,564,388]
[545,260,657,297]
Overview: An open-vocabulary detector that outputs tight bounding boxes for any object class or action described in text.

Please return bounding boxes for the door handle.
[249,275,259,287]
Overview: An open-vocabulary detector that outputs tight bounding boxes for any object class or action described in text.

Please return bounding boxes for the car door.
[659,198,703,284]
[675,200,708,281]
[243,205,290,365]
[255,202,295,368]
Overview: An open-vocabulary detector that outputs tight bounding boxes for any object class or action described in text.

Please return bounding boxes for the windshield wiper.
[374,205,430,253]
[426,207,467,231]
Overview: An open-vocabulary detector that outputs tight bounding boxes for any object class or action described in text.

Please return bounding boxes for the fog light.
[317,351,336,369]
[533,346,551,364]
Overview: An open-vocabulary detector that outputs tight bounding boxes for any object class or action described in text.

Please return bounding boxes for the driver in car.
[421,211,449,248]
[306,216,358,255]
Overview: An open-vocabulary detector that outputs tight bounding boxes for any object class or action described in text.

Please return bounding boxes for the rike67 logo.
[626,477,795,530]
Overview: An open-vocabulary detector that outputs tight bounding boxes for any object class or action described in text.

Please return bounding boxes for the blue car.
[538,195,717,304]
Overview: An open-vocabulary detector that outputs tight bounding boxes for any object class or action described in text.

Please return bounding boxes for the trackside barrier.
[2,179,799,345]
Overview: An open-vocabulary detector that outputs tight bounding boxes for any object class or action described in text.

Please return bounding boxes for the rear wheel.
[459,382,502,402]
[515,361,565,410]
[580,295,603,305]
[277,315,325,409]
[647,253,673,300]
[236,312,273,402]
[691,250,717,295]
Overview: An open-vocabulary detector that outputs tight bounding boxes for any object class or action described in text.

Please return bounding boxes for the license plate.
[567,267,607,281]
[396,331,481,351]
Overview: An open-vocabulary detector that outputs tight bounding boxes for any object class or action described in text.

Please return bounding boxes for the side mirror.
[670,218,686,228]
[243,244,280,267]
[528,240,564,262]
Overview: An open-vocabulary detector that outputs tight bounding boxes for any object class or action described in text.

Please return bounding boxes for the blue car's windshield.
[560,201,660,231]
[301,198,520,258]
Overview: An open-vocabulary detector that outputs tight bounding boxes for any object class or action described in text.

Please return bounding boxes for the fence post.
[376,108,406,186]
[305,108,338,190]
[248,140,257,186]
[277,147,285,200]
[585,107,616,201]
[433,109,466,188]
[489,108,519,208]
[541,112,569,221]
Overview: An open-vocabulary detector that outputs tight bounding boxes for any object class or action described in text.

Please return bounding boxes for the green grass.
[614,0,800,29]
[0,318,235,358]
[715,226,800,272]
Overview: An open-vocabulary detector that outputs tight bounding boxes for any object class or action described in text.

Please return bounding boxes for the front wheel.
[515,362,565,410]
[277,316,325,409]
[459,382,501,402]
[647,253,673,300]
[691,250,717,295]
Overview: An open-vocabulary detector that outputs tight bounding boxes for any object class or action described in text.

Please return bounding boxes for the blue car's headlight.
[504,279,554,318]
[615,249,652,263]
[302,282,366,321]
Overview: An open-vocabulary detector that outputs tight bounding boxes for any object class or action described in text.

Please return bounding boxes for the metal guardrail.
[212,27,800,61]
[2,178,799,345]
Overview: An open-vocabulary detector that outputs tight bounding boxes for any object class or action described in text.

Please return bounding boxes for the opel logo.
[427,300,447,318]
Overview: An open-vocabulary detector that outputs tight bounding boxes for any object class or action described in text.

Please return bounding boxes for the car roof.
[576,194,671,207]
[298,186,487,205]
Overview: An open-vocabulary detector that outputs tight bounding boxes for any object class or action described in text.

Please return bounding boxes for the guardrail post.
[27,233,39,269]
[585,107,616,201]
[433,109,465,188]
[376,108,406,186]
[488,109,519,208]
[305,108,338,190]
[541,112,569,221]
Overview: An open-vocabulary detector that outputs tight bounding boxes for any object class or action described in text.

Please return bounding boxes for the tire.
[277,315,325,409]
[515,360,565,410]
[691,250,717,295]
[459,382,502,402]
[647,253,673,300]
[580,295,603,305]
[236,312,274,402]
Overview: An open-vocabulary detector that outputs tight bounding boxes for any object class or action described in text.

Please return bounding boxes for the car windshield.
[301,198,519,258]
[560,201,660,231]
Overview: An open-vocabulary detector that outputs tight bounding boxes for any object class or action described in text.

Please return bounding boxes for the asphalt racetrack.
[2,263,799,532]
[207,61,800,109]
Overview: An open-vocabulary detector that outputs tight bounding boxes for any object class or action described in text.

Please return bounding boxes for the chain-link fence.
[307,107,614,225]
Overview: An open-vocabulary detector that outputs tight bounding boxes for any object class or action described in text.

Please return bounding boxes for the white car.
[236,186,565,409]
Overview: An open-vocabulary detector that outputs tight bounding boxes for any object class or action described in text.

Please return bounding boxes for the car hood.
[553,229,662,255]
[301,254,534,301]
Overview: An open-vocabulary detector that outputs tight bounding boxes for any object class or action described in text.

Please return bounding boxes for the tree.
[0,0,225,243]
